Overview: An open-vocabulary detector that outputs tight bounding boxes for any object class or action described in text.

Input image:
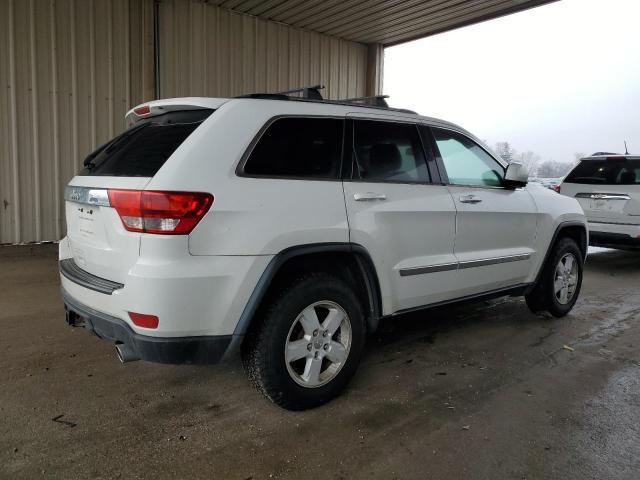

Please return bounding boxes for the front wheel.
[241,273,366,410]
[525,237,583,317]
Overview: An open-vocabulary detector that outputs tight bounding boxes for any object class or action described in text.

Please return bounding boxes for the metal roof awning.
[208,0,557,46]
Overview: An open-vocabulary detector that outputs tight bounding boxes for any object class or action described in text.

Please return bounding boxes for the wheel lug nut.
[307,343,312,351]
[313,329,319,337]
[322,330,328,337]
[314,351,319,359]
[323,344,329,351]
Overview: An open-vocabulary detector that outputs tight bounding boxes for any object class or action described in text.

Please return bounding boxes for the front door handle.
[459,194,482,204]
[354,192,387,201]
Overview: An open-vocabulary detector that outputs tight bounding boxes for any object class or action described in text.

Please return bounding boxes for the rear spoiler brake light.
[125,104,209,123]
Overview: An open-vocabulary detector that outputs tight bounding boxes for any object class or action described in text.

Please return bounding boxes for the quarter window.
[243,117,343,179]
[353,120,429,183]
[433,128,504,187]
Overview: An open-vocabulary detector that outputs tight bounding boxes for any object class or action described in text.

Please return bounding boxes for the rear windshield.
[79,109,213,177]
[565,159,640,185]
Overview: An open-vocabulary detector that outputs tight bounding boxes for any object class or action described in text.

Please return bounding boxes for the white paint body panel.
[65,176,150,284]
[561,182,640,225]
[60,98,587,341]
[560,157,639,245]
[60,236,271,337]
[524,183,587,278]
[343,182,457,314]
[446,185,538,296]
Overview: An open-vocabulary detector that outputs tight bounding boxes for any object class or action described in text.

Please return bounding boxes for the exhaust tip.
[115,343,140,363]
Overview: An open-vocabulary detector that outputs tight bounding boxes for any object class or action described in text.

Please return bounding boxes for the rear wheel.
[242,273,366,410]
[525,237,583,317]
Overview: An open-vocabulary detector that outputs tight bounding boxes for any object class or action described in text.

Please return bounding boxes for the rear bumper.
[58,236,272,337]
[588,221,640,249]
[62,288,239,364]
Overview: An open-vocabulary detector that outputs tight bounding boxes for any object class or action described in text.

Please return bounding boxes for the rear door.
[64,109,213,283]
[430,127,538,296]
[561,157,640,223]
[342,118,458,314]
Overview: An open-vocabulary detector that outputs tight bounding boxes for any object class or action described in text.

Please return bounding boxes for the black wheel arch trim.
[234,222,587,339]
[233,243,383,337]
[533,220,588,287]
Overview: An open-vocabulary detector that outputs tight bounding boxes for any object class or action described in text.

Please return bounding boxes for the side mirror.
[504,162,528,188]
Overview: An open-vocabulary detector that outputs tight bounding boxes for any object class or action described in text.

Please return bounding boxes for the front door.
[430,127,539,297]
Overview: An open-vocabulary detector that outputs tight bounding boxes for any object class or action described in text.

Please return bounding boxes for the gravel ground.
[1,245,639,480]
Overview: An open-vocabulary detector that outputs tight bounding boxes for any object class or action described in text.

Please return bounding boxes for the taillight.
[107,190,213,234]
[552,185,561,193]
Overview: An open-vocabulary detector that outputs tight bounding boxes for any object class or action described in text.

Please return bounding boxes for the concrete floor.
[1,246,639,480]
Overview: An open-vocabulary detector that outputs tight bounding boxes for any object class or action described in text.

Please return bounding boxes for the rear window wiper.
[83,141,109,169]
[83,123,149,170]
[104,122,149,154]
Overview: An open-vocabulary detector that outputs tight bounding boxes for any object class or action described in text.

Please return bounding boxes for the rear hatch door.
[65,178,149,284]
[561,156,640,223]
[64,105,215,283]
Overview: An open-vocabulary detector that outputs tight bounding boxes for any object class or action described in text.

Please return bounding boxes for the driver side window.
[433,128,503,187]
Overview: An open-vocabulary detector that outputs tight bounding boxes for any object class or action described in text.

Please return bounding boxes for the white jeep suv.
[560,154,640,249]
[60,93,587,409]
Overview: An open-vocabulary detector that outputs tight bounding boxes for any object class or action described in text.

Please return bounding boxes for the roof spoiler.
[125,97,228,123]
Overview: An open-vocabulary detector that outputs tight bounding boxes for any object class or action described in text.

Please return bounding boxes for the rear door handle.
[354,192,387,201]
[459,194,482,204]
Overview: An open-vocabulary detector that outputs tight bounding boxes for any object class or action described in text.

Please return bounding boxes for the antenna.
[624,140,629,155]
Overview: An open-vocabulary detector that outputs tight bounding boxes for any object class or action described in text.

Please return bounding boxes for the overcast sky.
[384,0,640,163]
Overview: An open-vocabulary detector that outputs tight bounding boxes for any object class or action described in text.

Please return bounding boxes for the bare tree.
[516,151,541,176]
[495,142,516,163]
[537,160,573,178]
[573,152,586,165]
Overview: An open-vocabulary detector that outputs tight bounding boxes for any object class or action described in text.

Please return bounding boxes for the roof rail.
[234,86,417,114]
[341,95,389,108]
[276,85,324,100]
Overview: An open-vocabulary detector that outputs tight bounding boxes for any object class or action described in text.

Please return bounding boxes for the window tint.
[243,117,343,179]
[565,159,640,185]
[80,109,213,177]
[433,129,503,187]
[353,120,429,183]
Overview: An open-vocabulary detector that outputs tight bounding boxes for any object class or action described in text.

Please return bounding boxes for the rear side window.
[79,109,213,177]
[243,117,343,179]
[565,159,640,185]
[353,120,429,183]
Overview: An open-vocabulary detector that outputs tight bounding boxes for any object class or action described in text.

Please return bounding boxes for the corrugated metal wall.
[158,0,368,100]
[0,0,154,244]
[0,0,369,244]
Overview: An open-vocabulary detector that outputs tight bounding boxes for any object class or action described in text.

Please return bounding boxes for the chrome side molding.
[457,253,531,269]
[399,262,458,276]
[399,253,531,277]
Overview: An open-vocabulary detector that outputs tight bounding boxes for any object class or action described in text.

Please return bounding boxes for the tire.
[525,237,583,317]
[241,272,366,410]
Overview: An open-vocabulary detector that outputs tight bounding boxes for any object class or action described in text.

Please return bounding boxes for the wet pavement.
[1,245,639,479]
